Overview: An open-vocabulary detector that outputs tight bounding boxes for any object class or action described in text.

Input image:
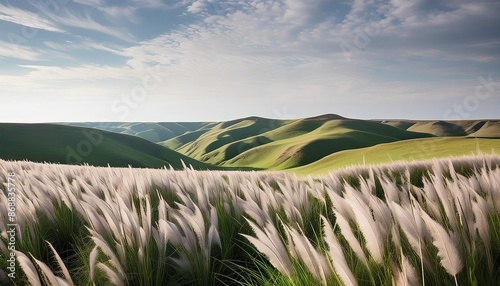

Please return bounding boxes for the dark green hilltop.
[0,123,217,170]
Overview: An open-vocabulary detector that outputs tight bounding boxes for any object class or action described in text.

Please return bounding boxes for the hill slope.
[292,137,500,174]
[0,123,217,169]
[382,119,500,137]
[52,116,500,172]
[161,115,433,170]
[63,122,215,143]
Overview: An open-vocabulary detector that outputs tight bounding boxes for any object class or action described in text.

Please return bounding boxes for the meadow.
[1,155,500,285]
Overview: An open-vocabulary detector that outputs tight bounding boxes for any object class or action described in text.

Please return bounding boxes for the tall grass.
[0,155,499,285]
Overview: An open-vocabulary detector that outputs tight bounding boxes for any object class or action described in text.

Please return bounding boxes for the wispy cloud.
[17,64,137,81]
[44,38,124,55]
[1,0,499,122]
[0,40,41,60]
[73,0,105,6]
[75,0,165,20]
[52,8,135,42]
[0,3,63,32]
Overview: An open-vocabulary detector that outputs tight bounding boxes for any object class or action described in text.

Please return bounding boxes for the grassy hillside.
[292,137,500,174]
[31,116,500,173]
[64,122,215,142]
[0,123,217,169]
[407,121,467,136]
[469,121,500,137]
[170,117,290,160]
[162,115,433,170]
[382,119,500,137]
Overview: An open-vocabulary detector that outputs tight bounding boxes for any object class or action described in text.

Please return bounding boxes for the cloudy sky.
[1,0,499,122]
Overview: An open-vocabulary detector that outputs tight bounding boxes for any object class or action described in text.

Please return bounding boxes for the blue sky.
[0,0,499,122]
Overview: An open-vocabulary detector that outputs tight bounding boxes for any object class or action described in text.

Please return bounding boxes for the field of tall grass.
[1,155,499,285]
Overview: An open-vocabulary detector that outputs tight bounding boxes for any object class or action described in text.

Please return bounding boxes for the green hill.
[291,137,500,174]
[48,116,500,172]
[0,123,217,169]
[407,121,467,136]
[160,115,433,170]
[381,119,500,137]
[171,117,290,161]
[468,121,500,137]
[63,122,214,143]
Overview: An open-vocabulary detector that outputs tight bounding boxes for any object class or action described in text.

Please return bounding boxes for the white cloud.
[98,6,138,22]
[0,3,63,32]
[16,64,137,81]
[55,9,135,41]
[187,0,206,13]
[0,40,41,60]
[1,0,499,122]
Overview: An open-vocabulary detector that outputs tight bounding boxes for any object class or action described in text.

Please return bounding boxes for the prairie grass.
[0,155,499,285]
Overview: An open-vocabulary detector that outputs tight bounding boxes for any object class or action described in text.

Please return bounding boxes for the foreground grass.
[1,155,499,285]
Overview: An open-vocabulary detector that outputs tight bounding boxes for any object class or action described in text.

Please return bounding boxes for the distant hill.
[0,123,217,170]
[381,119,500,137]
[62,122,215,143]
[159,115,434,170]
[291,137,500,174]
[7,115,498,172]
[468,121,500,137]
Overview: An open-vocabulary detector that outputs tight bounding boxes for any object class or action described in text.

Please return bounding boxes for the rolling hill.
[160,115,435,170]
[4,115,499,173]
[0,123,217,170]
[63,122,215,143]
[291,137,500,174]
[381,119,500,137]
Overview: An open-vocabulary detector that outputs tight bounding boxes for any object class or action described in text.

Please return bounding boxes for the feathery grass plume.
[421,211,463,282]
[380,176,405,204]
[333,211,368,267]
[88,230,126,282]
[471,197,491,253]
[410,183,441,225]
[241,193,271,227]
[389,202,428,259]
[241,218,295,277]
[390,201,428,285]
[167,195,221,283]
[46,241,74,285]
[450,178,474,224]
[89,246,99,281]
[343,186,385,263]
[321,216,357,286]
[30,253,63,286]
[391,253,418,286]
[357,174,376,197]
[97,262,125,286]
[15,251,42,286]
[429,165,460,231]
[282,223,331,285]
[326,187,356,222]
[368,196,392,237]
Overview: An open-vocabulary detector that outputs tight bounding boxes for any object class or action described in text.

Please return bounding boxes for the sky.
[0,0,499,122]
